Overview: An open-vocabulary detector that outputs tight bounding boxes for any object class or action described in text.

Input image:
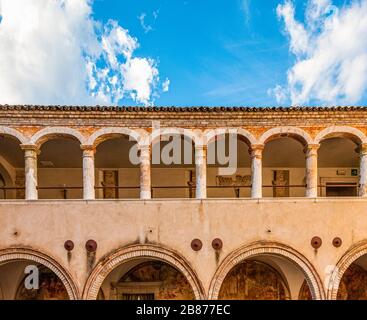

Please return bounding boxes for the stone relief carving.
[102,170,118,199]
[272,170,289,197]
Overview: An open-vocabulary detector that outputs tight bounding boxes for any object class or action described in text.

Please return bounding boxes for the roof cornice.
[0,105,367,112]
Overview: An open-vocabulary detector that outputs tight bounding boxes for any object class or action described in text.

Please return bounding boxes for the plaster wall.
[0,198,365,298]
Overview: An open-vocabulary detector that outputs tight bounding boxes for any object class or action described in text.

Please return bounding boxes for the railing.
[0,187,25,200]
[0,184,360,199]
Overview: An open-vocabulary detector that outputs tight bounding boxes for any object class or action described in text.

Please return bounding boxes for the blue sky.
[0,0,367,106]
[94,0,294,106]
[92,0,367,106]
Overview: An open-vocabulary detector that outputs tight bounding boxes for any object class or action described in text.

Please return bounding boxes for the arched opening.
[38,137,83,199]
[318,135,360,197]
[151,134,195,198]
[337,255,367,300]
[0,134,24,199]
[94,135,139,199]
[207,133,251,198]
[217,254,312,300]
[0,261,69,300]
[298,280,312,300]
[210,243,323,300]
[218,260,290,300]
[97,259,195,300]
[262,135,307,197]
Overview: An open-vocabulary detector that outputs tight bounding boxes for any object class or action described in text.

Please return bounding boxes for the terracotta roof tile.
[0,105,366,112]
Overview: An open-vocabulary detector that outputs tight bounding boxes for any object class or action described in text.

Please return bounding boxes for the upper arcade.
[1,105,367,201]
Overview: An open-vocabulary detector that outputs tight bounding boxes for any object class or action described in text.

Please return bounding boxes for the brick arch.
[208,241,325,300]
[204,128,258,146]
[30,127,86,147]
[0,126,28,144]
[82,244,205,300]
[314,126,367,144]
[327,240,367,300]
[259,126,312,146]
[148,128,200,147]
[0,247,78,300]
[85,128,146,148]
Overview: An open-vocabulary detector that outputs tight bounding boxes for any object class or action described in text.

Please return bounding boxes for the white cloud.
[138,13,153,34]
[153,10,159,20]
[123,57,159,104]
[0,0,166,106]
[242,0,251,26]
[267,85,288,104]
[271,0,367,105]
[162,78,170,92]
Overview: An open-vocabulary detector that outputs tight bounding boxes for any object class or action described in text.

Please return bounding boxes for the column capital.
[250,144,265,151]
[249,144,264,158]
[305,143,320,156]
[306,143,320,150]
[20,144,40,155]
[195,144,207,150]
[80,144,95,151]
[139,144,151,151]
[359,143,367,155]
[81,145,96,157]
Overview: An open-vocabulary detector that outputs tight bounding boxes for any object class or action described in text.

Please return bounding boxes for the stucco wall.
[0,198,366,299]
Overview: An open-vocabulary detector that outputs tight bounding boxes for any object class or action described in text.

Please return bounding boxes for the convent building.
[1,105,367,300]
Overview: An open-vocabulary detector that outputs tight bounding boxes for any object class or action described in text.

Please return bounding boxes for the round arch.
[0,247,78,300]
[204,128,258,147]
[208,241,325,300]
[82,244,205,300]
[30,127,86,147]
[314,126,367,144]
[85,128,146,148]
[327,240,367,300]
[148,128,200,147]
[259,126,312,146]
[0,126,28,144]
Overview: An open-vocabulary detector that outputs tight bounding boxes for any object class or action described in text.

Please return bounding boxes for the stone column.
[250,144,264,199]
[21,145,39,200]
[305,144,320,198]
[140,145,151,200]
[359,143,367,197]
[81,145,95,200]
[195,145,207,199]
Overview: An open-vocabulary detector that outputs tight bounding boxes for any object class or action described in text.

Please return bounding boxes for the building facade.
[1,105,367,300]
